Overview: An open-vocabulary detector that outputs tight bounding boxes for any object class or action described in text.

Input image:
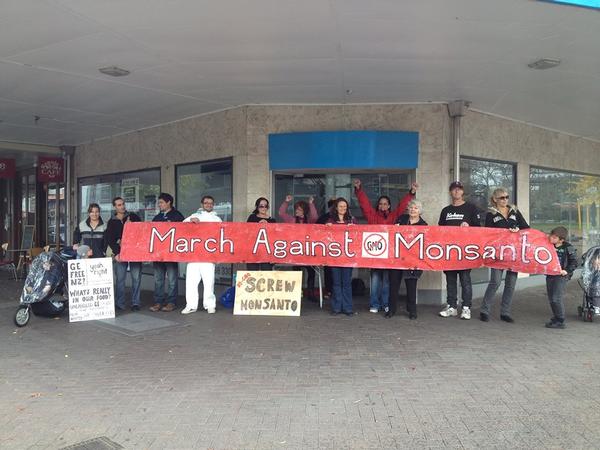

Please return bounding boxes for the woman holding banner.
[388,200,427,319]
[353,179,418,315]
[326,198,356,316]
[247,197,276,271]
[480,187,530,323]
[278,194,319,301]
[73,203,107,258]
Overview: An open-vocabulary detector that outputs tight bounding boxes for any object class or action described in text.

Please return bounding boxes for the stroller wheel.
[14,305,31,327]
[588,310,594,323]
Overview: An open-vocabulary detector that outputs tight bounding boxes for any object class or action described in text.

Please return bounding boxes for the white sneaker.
[369,308,379,313]
[207,307,216,314]
[460,306,471,320]
[594,307,600,316]
[439,305,458,317]
[181,307,197,315]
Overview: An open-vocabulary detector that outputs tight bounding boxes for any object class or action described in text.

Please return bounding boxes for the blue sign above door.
[268,130,419,171]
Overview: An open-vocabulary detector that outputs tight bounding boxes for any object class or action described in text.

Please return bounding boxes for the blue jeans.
[369,269,390,310]
[153,262,179,305]
[114,261,142,309]
[331,267,353,313]
[481,269,518,316]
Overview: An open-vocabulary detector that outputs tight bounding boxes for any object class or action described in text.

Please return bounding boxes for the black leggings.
[389,270,418,315]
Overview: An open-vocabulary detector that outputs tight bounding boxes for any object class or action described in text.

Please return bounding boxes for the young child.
[545,226,578,329]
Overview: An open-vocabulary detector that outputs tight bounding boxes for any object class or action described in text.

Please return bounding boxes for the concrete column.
[161,164,176,201]
[517,162,530,222]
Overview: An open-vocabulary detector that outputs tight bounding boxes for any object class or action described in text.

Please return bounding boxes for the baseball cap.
[449,181,464,190]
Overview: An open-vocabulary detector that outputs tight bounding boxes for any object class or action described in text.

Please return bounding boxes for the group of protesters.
[73,180,578,329]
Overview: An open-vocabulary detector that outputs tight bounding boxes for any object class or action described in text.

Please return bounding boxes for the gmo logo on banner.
[361,232,389,258]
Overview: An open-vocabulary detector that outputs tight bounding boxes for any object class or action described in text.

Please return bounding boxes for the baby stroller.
[578,245,600,323]
[14,246,89,327]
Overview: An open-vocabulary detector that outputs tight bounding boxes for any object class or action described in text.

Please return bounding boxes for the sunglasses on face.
[496,195,509,200]
[258,204,269,208]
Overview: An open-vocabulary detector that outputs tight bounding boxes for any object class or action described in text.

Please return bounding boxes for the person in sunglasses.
[479,187,530,323]
[246,197,276,271]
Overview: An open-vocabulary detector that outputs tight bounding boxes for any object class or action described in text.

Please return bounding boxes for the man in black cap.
[438,181,481,320]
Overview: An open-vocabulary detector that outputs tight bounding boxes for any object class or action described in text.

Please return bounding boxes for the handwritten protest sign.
[68,257,115,322]
[233,271,302,316]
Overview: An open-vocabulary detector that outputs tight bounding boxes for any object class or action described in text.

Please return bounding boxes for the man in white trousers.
[181,195,222,314]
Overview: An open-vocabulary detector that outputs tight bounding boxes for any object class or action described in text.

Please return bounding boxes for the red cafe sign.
[120,222,562,275]
[0,158,16,179]
[37,156,64,182]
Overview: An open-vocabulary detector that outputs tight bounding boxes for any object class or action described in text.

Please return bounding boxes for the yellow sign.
[233,271,302,316]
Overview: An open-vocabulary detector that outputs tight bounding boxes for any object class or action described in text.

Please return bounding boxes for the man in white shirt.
[181,195,222,314]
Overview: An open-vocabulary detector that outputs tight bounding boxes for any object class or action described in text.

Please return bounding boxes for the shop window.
[78,169,161,275]
[176,158,232,220]
[460,157,516,218]
[78,169,161,223]
[460,157,516,283]
[530,167,600,257]
[176,158,233,283]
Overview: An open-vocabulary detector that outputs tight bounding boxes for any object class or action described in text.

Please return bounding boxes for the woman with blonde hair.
[480,187,529,323]
[388,199,427,319]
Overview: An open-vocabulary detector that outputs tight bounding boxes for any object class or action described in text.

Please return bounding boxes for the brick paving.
[1,274,600,449]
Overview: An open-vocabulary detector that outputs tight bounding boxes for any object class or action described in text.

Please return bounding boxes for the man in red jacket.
[353,179,418,314]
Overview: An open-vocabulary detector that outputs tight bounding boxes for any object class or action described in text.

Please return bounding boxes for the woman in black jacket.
[388,200,427,319]
[480,188,530,323]
[73,203,107,258]
[246,197,276,271]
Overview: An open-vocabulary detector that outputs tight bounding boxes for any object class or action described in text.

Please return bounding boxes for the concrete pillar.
[161,165,176,202]
[517,162,530,222]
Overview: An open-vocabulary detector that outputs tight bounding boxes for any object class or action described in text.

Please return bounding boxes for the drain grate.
[60,436,124,450]
[88,312,188,336]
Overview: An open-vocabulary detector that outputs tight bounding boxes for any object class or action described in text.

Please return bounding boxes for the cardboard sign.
[233,271,302,316]
[68,258,115,322]
[120,222,562,275]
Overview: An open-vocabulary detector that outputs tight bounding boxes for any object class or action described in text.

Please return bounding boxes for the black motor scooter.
[14,246,89,327]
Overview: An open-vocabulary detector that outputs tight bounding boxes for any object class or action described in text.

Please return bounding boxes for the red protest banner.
[37,156,64,182]
[120,222,562,275]
[0,158,16,179]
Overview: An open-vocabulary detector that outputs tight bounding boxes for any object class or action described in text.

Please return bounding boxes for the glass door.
[17,170,38,249]
[46,182,66,248]
[273,172,412,223]
[0,178,14,249]
[273,171,413,291]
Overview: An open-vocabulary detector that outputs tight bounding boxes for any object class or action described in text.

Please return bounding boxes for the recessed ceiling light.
[527,58,561,70]
[98,66,130,77]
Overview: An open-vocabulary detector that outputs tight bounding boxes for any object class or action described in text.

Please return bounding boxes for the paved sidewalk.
[1,275,600,449]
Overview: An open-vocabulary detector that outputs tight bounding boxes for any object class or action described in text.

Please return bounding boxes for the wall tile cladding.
[76,107,247,177]
[245,104,451,226]
[462,111,600,174]
[75,103,600,222]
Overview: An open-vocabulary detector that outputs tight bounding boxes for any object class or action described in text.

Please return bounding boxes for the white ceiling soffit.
[0,0,598,146]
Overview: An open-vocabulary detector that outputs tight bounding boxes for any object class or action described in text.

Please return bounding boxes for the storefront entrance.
[273,171,414,287]
[15,169,66,251]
